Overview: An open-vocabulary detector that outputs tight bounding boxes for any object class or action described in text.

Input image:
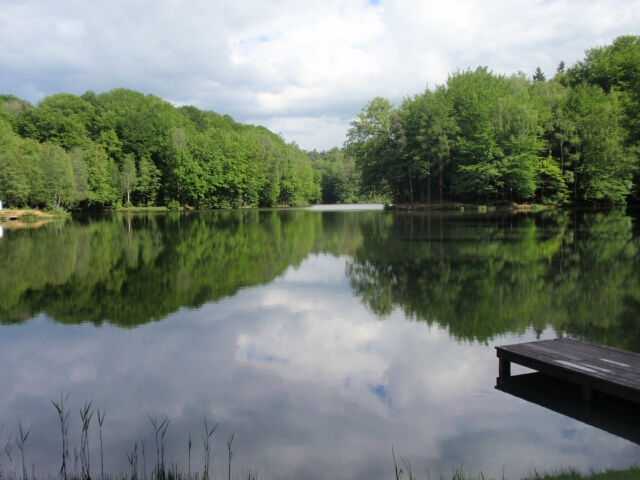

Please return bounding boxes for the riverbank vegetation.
[0,90,330,211]
[345,35,640,206]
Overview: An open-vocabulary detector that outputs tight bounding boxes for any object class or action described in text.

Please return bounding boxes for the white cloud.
[1,0,639,149]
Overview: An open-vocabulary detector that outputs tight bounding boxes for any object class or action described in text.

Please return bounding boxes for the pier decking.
[495,337,640,403]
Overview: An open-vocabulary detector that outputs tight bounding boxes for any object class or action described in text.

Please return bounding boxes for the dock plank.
[516,342,640,383]
[496,338,640,404]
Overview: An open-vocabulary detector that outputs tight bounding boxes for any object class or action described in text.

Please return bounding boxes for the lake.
[1,206,640,480]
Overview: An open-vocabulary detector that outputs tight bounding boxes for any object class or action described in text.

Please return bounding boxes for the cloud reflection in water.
[0,254,638,480]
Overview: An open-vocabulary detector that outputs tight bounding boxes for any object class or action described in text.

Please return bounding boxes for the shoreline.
[0,209,69,225]
[387,201,553,211]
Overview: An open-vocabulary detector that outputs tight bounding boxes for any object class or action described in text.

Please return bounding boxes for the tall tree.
[532,67,546,82]
[70,148,89,205]
[567,83,634,204]
[568,35,640,146]
[39,143,75,208]
[83,144,118,207]
[119,154,138,205]
[344,97,397,200]
[0,152,31,206]
[447,67,510,200]
[137,156,162,206]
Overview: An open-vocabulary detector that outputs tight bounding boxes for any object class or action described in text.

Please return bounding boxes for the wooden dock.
[496,337,640,403]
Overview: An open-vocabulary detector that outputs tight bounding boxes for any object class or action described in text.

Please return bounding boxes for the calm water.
[1,207,640,479]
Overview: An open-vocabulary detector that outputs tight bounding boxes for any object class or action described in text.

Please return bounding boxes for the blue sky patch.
[369,384,391,405]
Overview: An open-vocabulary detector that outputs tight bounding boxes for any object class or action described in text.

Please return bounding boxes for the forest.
[0,35,638,209]
[0,90,360,210]
[346,35,640,205]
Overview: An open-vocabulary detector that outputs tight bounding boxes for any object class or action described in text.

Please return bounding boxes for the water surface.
[1,207,639,479]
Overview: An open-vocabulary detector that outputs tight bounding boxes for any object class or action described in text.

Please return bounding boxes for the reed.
[51,391,70,480]
[0,421,4,480]
[79,401,94,480]
[15,420,31,480]
[140,435,147,480]
[148,416,169,480]
[392,446,415,480]
[240,470,260,480]
[97,409,105,480]
[187,432,191,480]
[226,433,234,480]
[126,442,138,480]
[200,419,217,480]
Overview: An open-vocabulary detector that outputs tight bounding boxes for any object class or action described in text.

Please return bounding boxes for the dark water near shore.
[1,206,640,479]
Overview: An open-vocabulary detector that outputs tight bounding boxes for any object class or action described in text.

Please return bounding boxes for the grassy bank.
[520,466,640,480]
[387,201,553,212]
[114,206,169,212]
[0,209,70,230]
[0,208,69,220]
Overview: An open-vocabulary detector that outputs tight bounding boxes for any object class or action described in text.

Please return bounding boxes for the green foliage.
[0,151,31,206]
[0,94,32,131]
[347,36,639,206]
[166,199,182,210]
[83,144,118,207]
[566,84,634,204]
[17,94,90,150]
[537,156,569,204]
[532,67,546,82]
[310,148,361,204]
[119,154,138,205]
[70,148,89,204]
[345,97,399,199]
[137,156,162,206]
[39,143,75,209]
[522,465,640,480]
[568,35,640,146]
[0,88,321,210]
[0,116,20,153]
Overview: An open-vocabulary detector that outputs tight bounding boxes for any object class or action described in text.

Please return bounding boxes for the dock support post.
[499,358,511,379]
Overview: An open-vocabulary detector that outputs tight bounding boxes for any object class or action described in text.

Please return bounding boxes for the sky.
[1,0,639,150]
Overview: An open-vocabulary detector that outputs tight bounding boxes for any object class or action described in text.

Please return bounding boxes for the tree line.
[0,89,361,210]
[345,35,640,205]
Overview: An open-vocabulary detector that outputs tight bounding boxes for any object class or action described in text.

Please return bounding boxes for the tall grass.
[16,420,31,480]
[79,401,93,480]
[51,391,70,480]
[201,418,218,480]
[0,398,637,480]
[97,409,105,480]
[149,415,169,480]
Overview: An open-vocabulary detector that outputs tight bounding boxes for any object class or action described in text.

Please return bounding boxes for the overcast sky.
[1,0,639,150]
